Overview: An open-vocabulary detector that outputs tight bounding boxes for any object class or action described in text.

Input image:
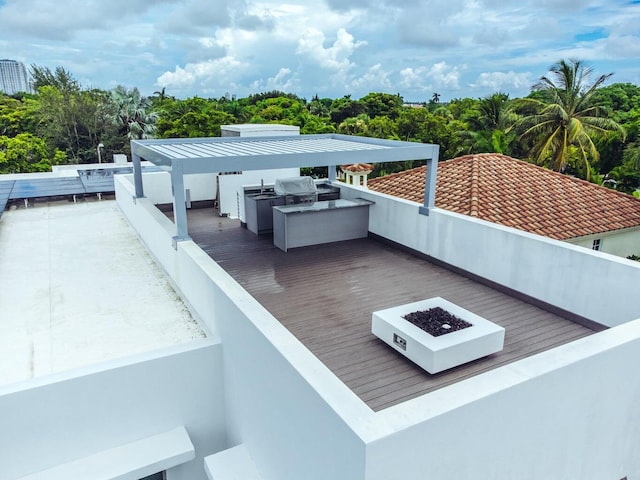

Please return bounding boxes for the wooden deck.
[183,207,596,411]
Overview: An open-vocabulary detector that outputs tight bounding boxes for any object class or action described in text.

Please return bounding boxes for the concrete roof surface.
[0,199,205,386]
[368,153,640,240]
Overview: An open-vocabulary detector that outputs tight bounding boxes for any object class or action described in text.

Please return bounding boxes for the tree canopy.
[0,60,638,194]
[515,59,626,179]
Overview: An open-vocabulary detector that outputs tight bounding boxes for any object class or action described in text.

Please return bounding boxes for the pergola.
[130,133,439,244]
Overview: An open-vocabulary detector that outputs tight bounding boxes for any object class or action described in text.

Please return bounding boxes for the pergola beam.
[129,134,440,247]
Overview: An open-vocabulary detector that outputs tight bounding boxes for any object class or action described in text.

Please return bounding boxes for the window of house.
[140,472,165,480]
[592,239,601,251]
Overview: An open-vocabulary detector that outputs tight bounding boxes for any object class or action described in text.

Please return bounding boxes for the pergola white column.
[419,145,440,216]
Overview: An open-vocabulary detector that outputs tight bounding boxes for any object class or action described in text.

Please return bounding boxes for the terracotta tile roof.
[367,153,640,240]
[341,163,374,173]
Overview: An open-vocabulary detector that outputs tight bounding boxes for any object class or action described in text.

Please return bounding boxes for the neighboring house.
[368,153,640,258]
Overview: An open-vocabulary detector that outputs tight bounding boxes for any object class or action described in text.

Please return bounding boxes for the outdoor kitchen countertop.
[273,198,373,214]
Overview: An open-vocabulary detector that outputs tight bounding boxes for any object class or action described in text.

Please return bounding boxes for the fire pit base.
[371,297,505,374]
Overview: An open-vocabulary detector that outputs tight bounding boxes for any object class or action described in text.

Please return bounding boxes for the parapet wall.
[338,183,640,326]
[0,342,225,480]
[115,174,368,480]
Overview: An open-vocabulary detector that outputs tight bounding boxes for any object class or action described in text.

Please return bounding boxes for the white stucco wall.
[137,171,218,205]
[568,226,640,258]
[116,175,369,480]
[0,341,226,480]
[338,184,640,327]
[115,177,178,280]
[427,208,640,326]
[338,183,429,252]
[365,319,640,480]
[114,175,640,480]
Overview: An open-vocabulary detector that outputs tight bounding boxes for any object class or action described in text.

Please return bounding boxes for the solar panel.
[10,177,86,199]
[0,180,14,219]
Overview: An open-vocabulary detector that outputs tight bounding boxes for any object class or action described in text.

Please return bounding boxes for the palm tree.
[152,87,167,108]
[460,92,517,154]
[109,85,158,141]
[516,59,625,179]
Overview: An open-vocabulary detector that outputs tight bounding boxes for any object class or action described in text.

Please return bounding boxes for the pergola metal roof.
[129,133,439,246]
[131,134,438,174]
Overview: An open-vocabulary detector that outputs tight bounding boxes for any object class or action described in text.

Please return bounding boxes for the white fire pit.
[371,297,505,374]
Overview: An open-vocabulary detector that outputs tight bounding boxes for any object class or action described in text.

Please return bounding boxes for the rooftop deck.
[184,207,597,411]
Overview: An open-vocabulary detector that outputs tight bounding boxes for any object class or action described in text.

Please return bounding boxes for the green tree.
[0,133,65,173]
[330,96,366,125]
[0,94,39,137]
[30,65,80,93]
[367,116,399,139]
[300,115,335,134]
[109,85,158,142]
[155,96,234,138]
[36,85,112,163]
[395,106,465,159]
[460,92,517,154]
[360,92,403,119]
[308,95,332,117]
[591,83,640,176]
[515,59,625,179]
[249,96,307,125]
[337,114,370,135]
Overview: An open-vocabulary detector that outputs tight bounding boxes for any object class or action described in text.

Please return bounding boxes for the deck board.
[183,208,597,411]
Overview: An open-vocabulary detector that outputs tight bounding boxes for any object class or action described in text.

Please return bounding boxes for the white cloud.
[1,0,639,100]
[399,62,462,93]
[0,0,174,39]
[350,64,392,91]
[156,56,246,90]
[296,28,367,72]
[471,71,532,91]
[601,35,640,58]
[250,67,298,93]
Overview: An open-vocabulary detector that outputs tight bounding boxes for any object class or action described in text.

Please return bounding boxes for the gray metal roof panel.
[131,134,439,174]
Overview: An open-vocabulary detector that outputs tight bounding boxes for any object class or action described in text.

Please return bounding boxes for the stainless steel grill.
[275,177,318,204]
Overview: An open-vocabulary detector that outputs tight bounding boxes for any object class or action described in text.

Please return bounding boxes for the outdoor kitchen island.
[272,198,374,252]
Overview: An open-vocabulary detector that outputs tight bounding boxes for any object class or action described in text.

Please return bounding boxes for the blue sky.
[1,0,639,102]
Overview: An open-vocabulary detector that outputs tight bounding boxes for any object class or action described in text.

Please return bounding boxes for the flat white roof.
[0,199,205,386]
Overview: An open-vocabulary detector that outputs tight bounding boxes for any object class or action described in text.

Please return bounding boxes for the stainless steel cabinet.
[245,193,285,234]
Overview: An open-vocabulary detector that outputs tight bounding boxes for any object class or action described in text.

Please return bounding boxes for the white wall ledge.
[17,427,195,480]
[204,444,262,480]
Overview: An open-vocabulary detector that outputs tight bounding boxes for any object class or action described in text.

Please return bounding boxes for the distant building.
[0,59,31,95]
[402,101,425,108]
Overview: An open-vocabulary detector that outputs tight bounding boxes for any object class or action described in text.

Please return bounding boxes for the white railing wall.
[365,319,640,480]
[136,171,217,205]
[115,174,640,480]
[338,183,429,252]
[0,341,225,480]
[338,183,640,326]
[115,175,368,480]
